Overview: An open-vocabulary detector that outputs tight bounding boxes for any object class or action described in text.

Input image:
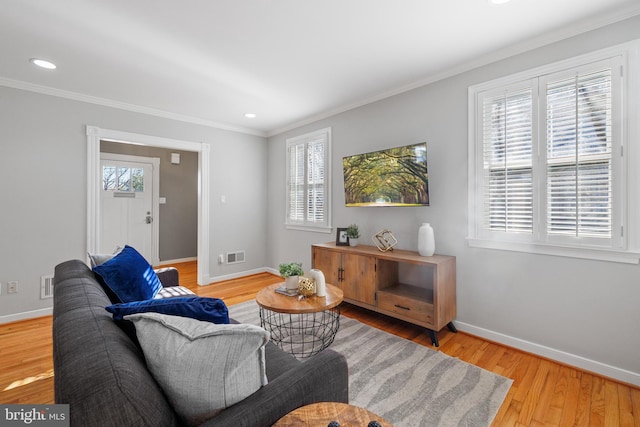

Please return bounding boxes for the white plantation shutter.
[544,68,613,239]
[307,137,325,222]
[288,143,305,222]
[482,87,533,234]
[470,50,629,258]
[286,128,331,230]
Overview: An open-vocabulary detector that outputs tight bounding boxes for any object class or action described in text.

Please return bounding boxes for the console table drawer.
[377,291,433,323]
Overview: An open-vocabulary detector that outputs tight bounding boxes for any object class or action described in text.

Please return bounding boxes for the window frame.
[285,127,332,233]
[467,41,640,264]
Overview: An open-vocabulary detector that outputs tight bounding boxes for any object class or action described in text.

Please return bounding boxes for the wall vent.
[226,251,246,264]
[41,274,54,299]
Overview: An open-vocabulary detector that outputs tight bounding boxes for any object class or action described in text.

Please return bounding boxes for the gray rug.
[229,300,512,427]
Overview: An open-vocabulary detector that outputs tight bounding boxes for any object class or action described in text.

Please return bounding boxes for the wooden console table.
[312,242,456,347]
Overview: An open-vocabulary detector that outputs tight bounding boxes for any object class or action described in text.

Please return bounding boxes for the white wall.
[266,16,640,385]
[0,86,268,322]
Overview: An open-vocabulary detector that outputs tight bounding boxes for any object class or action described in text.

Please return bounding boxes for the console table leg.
[447,322,457,333]
[427,329,439,347]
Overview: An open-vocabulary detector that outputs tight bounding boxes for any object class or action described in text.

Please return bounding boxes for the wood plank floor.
[1,261,638,426]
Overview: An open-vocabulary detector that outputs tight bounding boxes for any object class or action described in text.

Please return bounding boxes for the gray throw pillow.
[87,252,115,268]
[125,312,269,425]
[88,246,123,267]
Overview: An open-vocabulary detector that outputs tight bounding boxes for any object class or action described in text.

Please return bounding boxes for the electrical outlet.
[218,254,224,264]
[8,281,17,294]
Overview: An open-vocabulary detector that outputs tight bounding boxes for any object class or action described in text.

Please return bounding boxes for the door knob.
[146,212,153,224]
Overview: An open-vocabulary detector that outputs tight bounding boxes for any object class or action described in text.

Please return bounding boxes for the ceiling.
[2,0,640,137]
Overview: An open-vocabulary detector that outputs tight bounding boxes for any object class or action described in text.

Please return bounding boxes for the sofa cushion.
[106,296,229,324]
[53,260,181,427]
[93,245,162,302]
[125,312,269,426]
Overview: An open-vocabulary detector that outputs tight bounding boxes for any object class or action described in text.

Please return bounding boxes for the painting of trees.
[343,143,429,206]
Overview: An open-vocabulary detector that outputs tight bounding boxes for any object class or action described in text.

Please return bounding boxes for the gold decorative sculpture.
[372,229,398,252]
[297,277,316,297]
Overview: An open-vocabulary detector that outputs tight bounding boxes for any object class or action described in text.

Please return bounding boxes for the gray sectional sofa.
[52,259,349,426]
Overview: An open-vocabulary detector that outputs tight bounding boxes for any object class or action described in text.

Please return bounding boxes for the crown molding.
[268,6,640,137]
[2,3,639,140]
[0,77,267,138]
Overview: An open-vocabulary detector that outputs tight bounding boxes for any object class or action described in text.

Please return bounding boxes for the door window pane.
[103,165,144,192]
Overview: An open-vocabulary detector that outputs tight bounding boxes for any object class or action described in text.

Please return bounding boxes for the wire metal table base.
[259,306,341,359]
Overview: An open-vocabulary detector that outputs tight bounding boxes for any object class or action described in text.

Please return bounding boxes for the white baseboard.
[0,307,52,325]
[264,267,279,276]
[206,267,279,284]
[157,256,197,266]
[455,320,640,387]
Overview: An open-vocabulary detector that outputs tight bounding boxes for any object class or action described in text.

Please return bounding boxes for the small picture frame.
[336,228,349,246]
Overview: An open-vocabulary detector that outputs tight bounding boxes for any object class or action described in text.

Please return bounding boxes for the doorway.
[99,153,160,265]
[86,125,211,285]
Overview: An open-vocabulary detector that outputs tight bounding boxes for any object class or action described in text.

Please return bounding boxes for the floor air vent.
[41,274,54,299]
[226,251,246,264]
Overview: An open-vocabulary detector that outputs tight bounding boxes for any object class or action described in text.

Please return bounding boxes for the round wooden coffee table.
[256,282,343,358]
[274,402,392,426]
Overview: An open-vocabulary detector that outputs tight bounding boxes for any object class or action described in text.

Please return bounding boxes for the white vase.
[285,275,299,290]
[309,269,326,297]
[418,223,435,256]
[348,238,359,247]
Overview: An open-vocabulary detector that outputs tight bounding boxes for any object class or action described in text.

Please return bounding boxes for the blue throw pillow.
[93,245,162,302]
[106,297,230,324]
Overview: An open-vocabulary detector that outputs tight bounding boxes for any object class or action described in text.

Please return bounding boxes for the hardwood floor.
[1,261,638,426]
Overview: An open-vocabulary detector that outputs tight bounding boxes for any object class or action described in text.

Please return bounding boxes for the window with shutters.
[468,42,640,263]
[285,127,332,232]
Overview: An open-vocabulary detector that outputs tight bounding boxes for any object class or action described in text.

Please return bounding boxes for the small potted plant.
[346,224,360,247]
[278,262,304,289]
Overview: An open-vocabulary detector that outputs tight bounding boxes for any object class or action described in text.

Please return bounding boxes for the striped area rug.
[229,300,512,427]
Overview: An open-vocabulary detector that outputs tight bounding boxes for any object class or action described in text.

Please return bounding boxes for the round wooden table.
[256,282,343,358]
[273,402,392,427]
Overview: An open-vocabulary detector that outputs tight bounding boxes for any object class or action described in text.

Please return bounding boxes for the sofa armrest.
[202,349,348,427]
[155,267,179,287]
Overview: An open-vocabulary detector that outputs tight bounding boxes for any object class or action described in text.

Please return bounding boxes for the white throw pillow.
[125,312,269,425]
[154,285,196,299]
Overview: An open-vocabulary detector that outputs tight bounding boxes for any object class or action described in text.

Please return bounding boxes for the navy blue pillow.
[93,245,162,303]
[106,297,230,324]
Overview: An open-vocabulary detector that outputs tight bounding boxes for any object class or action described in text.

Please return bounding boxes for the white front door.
[99,153,159,264]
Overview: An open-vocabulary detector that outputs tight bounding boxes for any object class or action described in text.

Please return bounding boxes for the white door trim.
[87,125,211,285]
[100,152,161,265]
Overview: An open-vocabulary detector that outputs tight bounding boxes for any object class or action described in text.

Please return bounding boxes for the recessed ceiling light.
[244,113,256,118]
[30,58,57,70]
